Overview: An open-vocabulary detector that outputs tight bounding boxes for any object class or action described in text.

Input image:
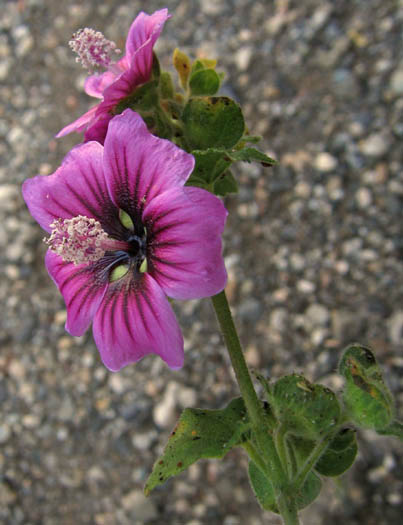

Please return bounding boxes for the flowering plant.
[23,8,403,525]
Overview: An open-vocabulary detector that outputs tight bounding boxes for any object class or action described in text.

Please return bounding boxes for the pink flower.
[23,110,227,371]
[57,9,170,144]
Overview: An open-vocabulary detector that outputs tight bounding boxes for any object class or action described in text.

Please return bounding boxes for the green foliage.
[226,147,276,166]
[186,149,238,195]
[173,48,191,89]
[151,52,161,80]
[114,80,159,113]
[159,71,175,99]
[290,429,357,478]
[271,374,341,440]
[144,398,250,495]
[187,149,231,189]
[186,146,275,196]
[376,420,403,441]
[248,461,321,513]
[339,344,394,430]
[189,69,221,96]
[183,96,245,150]
[213,170,238,196]
[315,429,358,477]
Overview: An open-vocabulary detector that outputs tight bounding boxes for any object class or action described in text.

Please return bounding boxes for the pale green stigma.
[119,209,134,230]
[139,258,148,273]
[110,264,129,282]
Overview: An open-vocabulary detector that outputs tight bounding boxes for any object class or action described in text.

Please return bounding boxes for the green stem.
[277,493,300,525]
[275,424,292,479]
[211,290,298,525]
[211,290,265,428]
[293,429,339,490]
[243,441,267,475]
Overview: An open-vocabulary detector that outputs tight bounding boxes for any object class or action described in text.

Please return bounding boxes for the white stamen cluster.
[69,28,120,71]
[45,216,109,265]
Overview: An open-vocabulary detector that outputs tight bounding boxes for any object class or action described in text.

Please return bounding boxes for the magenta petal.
[56,105,99,138]
[144,186,228,300]
[84,71,117,99]
[22,142,108,232]
[126,9,170,67]
[46,251,107,336]
[84,111,113,144]
[103,110,194,211]
[100,66,147,109]
[92,273,184,371]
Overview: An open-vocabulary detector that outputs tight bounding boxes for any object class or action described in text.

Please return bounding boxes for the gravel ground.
[1,0,403,523]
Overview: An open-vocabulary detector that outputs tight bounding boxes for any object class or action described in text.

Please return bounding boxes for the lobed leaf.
[227,147,276,166]
[213,170,238,196]
[339,344,394,430]
[314,428,358,477]
[144,398,250,495]
[183,96,245,150]
[189,69,221,96]
[248,461,322,513]
[272,374,341,440]
[173,48,191,90]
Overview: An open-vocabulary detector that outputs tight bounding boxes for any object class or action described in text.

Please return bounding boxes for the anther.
[45,215,128,265]
[69,28,121,72]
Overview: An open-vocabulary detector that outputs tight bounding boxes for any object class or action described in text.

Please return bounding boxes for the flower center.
[45,216,128,265]
[69,28,121,72]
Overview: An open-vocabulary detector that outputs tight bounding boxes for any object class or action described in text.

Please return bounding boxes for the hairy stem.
[211,290,299,525]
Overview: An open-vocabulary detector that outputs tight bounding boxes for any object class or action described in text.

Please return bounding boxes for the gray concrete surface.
[1,0,403,523]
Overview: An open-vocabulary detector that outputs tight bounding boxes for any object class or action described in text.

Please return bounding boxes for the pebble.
[121,490,158,520]
[314,152,338,172]
[297,279,315,293]
[0,424,11,444]
[269,308,288,331]
[237,298,262,322]
[153,381,179,428]
[359,133,390,157]
[388,311,403,344]
[305,304,330,326]
[389,68,403,96]
[234,46,253,71]
[0,184,19,211]
[355,187,372,208]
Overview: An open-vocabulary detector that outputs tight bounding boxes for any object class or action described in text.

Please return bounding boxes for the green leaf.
[227,147,277,167]
[186,148,232,192]
[151,52,161,80]
[144,398,250,495]
[183,96,245,150]
[189,148,232,185]
[191,59,205,74]
[339,344,394,430]
[314,429,358,477]
[173,48,191,89]
[248,460,277,512]
[189,69,221,96]
[239,134,262,144]
[248,461,321,513]
[213,170,238,196]
[160,71,175,99]
[376,420,403,441]
[272,374,341,440]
